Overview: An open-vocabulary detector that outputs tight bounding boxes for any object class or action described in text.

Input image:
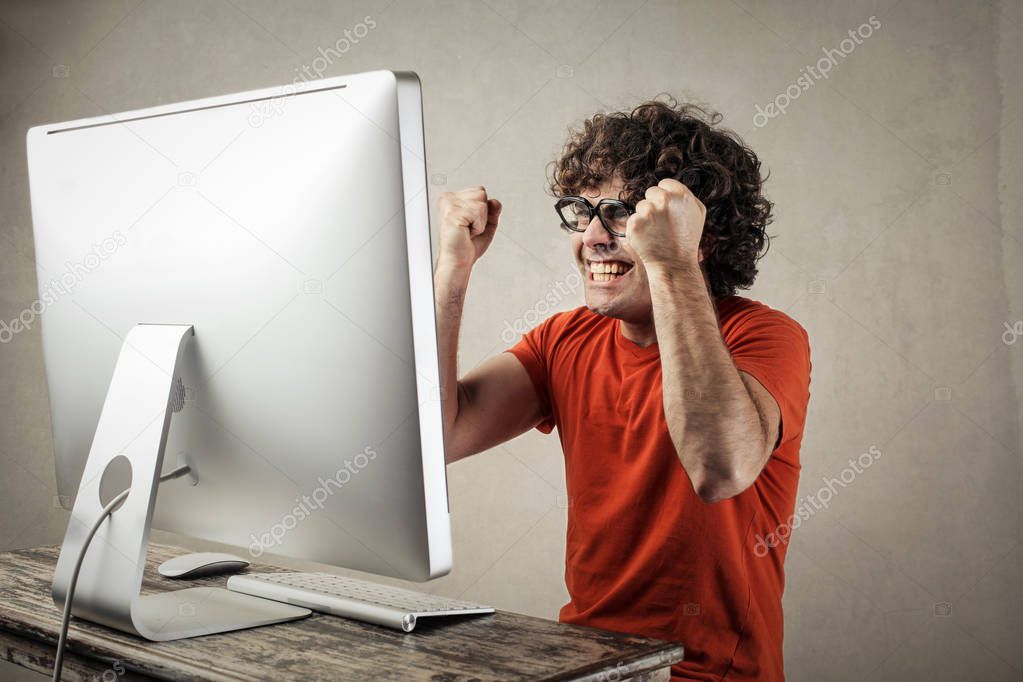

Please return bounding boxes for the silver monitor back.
[26,70,451,581]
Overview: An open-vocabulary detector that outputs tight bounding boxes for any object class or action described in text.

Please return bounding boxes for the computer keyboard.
[226,572,494,632]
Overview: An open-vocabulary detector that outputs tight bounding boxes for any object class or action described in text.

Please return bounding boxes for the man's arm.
[647,265,780,502]
[627,179,780,502]
[435,187,545,464]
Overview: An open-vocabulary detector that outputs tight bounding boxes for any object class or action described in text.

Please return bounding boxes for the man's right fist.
[437,186,502,272]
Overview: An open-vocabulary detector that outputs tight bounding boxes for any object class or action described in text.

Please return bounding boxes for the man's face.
[571,179,654,324]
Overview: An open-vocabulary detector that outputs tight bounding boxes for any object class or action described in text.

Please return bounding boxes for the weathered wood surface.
[0,543,683,680]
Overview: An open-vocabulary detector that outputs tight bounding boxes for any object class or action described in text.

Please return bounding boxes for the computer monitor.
[26,70,450,639]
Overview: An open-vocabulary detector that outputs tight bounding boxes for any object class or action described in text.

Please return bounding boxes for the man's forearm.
[435,263,471,463]
[647,262,768,501]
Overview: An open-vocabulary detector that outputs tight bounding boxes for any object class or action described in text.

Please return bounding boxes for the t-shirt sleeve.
[505,318,557,434]
[725,308,811,452]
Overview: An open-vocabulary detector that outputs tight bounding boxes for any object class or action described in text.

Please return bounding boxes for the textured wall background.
[1,1,1021,680]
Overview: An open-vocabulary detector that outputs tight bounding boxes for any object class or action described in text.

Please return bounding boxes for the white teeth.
[590,262,631,282]
[589,261,630,275]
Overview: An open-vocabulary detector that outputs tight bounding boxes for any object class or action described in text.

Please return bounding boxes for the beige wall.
[2,1,1021,680]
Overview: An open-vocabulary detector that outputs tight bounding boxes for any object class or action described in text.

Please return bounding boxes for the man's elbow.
[692,474,747,503]
[686,456,759,503]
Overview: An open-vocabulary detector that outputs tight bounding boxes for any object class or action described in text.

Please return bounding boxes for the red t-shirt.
[507,296,811,681]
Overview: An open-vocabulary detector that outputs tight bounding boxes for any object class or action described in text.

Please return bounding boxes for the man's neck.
[617,293,724,347]
[619,318,658,348]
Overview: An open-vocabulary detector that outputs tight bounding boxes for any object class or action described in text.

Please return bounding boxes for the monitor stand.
[51,324,310,641]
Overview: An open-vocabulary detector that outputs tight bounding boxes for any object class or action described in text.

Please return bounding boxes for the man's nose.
[581,213,614,251]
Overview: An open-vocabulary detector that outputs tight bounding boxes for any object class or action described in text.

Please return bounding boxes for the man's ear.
[698,235,716,264]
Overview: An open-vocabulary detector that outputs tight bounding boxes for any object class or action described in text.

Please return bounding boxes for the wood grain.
[0,543,683,680]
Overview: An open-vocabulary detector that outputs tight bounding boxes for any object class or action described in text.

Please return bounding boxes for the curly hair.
[548,97,773,298]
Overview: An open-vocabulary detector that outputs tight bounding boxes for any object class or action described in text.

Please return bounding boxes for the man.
[435,99,811,681]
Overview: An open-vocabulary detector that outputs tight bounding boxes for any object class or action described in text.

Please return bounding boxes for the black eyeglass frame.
[554,195,636,239]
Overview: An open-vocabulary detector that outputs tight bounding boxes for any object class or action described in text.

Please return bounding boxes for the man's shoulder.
[537,305,606,337]
[717,295,809,343]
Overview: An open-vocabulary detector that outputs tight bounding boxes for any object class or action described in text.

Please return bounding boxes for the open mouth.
[588,259,634,282]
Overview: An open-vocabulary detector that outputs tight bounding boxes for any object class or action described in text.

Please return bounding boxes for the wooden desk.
[0,543,683,680]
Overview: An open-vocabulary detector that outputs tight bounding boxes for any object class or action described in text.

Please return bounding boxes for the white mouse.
[158,552,251,579]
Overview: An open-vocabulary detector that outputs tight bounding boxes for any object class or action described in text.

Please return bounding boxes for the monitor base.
[131,587,309,641]
[51,324,310,641]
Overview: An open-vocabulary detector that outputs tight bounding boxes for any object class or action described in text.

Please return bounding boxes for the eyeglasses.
[554,195,635,239]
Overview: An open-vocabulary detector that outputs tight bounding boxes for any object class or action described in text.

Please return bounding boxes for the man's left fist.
[625,178,706,268]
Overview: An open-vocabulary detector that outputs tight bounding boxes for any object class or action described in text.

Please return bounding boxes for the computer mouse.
[158,552,251,579]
